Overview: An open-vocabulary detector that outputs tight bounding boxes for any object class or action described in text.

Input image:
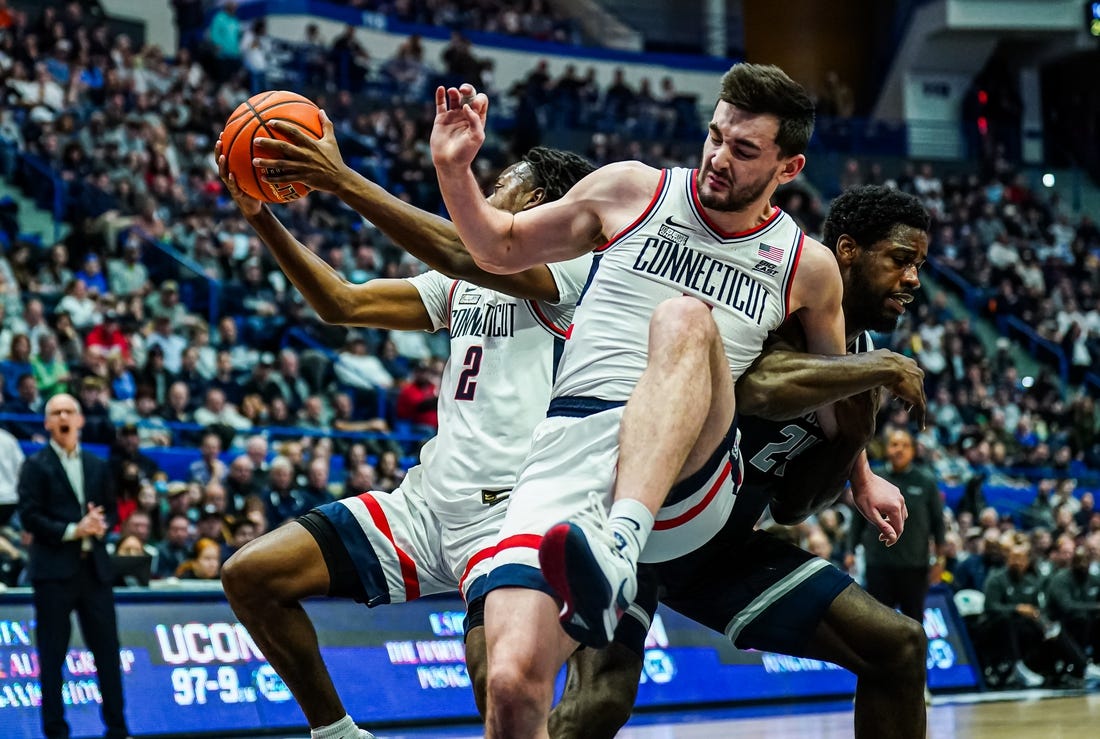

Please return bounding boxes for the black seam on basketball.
[251,99,317,116]
[243,99,274,200]
[252,90,278,108]
[260,116,322,139]
[243,97,318,202]
[226,91,275,125]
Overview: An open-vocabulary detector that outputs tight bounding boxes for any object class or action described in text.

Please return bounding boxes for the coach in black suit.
[18,393,130,739]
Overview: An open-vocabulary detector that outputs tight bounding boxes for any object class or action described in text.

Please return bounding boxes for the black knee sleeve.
[464,595,486,639]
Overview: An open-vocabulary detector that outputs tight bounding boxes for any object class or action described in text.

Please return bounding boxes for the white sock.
[609,498,654,565]
[311,714,369,739]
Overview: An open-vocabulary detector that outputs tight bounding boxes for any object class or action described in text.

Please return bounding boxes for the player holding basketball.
[430,65,917,738]
[563,184,933,739]
[216,128,596,739]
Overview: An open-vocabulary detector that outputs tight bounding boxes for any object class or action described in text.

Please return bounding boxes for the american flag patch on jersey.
[757,242,784,262]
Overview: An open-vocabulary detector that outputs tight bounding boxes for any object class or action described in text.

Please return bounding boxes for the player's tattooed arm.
[737,338,923,422]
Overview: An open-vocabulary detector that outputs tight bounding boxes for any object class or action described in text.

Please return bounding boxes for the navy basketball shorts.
[620,524,853,656]
[297,481,507,609]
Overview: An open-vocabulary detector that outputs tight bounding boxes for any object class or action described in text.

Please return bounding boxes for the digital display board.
[0,587,978,737]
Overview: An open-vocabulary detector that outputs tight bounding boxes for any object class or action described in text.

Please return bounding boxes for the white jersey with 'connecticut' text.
[553,167,804,402]
[404,257,591,525]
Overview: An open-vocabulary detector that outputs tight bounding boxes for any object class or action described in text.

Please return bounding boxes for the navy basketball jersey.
[733,331,876,532]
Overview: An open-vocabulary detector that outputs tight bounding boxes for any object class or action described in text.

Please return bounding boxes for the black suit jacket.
[18,445,118,583]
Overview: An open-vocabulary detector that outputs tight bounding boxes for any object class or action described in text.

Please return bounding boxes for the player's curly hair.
[821,185,930,254]
[521,146,596,203]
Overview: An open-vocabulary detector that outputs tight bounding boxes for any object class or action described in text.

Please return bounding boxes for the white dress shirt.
[53,440,93,552]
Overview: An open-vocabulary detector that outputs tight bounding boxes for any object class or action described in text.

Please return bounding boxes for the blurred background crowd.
[0,0,1097,693]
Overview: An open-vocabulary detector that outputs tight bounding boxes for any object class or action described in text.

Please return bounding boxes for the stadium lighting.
[1042,173,1056,187]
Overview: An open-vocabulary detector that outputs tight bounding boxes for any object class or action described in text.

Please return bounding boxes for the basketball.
[221,90,322,203]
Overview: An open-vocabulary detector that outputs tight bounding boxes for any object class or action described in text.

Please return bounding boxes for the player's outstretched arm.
[217,141,432,331]
[252,111,562,302]
[430,84,618,273]
[738,340,925,423]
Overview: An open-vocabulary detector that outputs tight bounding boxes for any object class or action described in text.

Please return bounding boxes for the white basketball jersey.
[553,167,805,402]
[404,256,592,525]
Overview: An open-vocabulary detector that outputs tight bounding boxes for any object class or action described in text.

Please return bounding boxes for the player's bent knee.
[864,610,927,682]
[650,296,718,347]
[221,546,267,604]
[486,663,548,716]
[223,528,322,607]
[892,616,928,680]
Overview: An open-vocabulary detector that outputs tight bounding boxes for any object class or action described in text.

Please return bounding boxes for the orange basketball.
[221,90,322,204]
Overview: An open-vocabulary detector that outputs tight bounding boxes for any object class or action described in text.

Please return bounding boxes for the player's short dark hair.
[822,185,931,254]
[718,63,815,157]
[520,146,596,203]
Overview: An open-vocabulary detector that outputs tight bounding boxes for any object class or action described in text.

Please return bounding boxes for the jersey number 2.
[455,346,483,401]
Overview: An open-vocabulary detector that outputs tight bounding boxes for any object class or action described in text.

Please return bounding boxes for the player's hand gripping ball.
[221,90,321,203]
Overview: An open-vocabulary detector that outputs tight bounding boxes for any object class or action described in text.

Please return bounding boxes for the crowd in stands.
[1,0,1100,692]
[338,0,581,45]
[0,417,414,586]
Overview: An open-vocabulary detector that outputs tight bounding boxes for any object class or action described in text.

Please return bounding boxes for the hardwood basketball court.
[355,691,1100,737]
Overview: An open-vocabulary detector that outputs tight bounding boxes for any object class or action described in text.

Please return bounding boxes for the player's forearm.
[332,168,476,277]
[849,452,874,492]
[435,164,524,273]
[244,206,362,323]
[738,349,899,420]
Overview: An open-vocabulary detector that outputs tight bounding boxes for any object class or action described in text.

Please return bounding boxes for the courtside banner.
[0,587,977,736]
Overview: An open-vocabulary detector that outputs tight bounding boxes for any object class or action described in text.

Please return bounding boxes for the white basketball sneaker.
[539,493,638,648]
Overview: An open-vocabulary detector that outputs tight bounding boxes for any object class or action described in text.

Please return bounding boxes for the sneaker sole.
[539,522,616,648]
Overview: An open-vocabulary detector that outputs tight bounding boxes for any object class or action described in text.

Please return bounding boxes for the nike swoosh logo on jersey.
[482,489,511,506]
[664,216,699,232]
